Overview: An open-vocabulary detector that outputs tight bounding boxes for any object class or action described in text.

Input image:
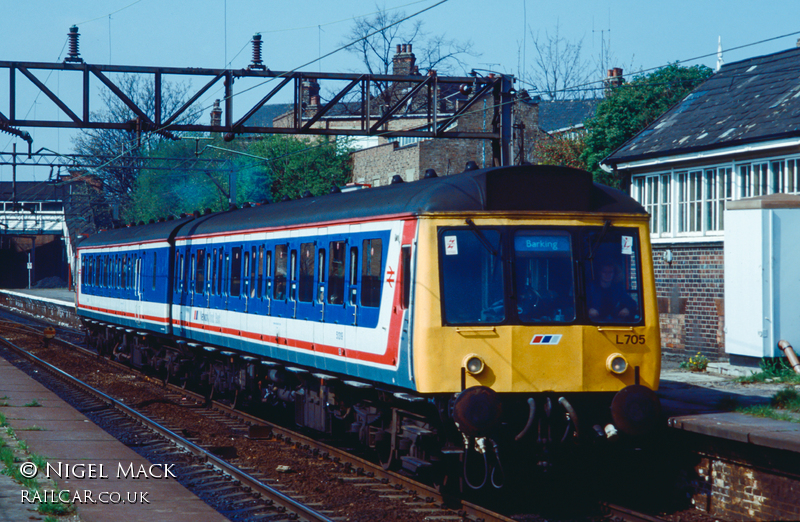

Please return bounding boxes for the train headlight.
[463,354,485,375]
[606,353,628,375]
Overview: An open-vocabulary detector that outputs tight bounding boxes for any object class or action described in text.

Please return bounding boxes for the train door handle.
[320,301,325,322]
[353,304,358,326]
[293,299,297,319]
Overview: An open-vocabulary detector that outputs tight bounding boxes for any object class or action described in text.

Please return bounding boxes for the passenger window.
[361,239,382,307]
[152,252,157,291]
[328,241,345,305]
[257,246,264,299]
[211,249,217,295]
[250,247,257,298]
[265,249,273,298]
[274,245,288,300]
[317,249,326,303]
[349,247,358,305]
[299,243,314,302]
[231,247,242,297]
[217,249,224,295]
[290,249,298,300]
[401,246,411,309]
[195,249,205,294]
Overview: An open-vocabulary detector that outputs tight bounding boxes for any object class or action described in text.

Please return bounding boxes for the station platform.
[0,354,228,522]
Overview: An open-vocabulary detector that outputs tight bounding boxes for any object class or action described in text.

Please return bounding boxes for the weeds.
[735,358,800,384]
[679,351,709,372]
[23,399,42,407]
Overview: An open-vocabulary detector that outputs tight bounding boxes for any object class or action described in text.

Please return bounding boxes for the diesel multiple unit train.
[76,164,662,489]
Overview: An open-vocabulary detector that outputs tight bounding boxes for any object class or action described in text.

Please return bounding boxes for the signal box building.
[602,44,800,361]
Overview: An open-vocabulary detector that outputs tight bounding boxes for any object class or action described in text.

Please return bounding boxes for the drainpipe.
[777,340,800,374]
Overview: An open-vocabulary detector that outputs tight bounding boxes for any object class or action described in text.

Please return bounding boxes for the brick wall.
[652,243,725,359]
[692,456,800,521]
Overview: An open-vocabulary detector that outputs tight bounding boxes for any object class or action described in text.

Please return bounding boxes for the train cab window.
[583,227,642,324]
[439,229,504,325]
[299,243,314,303]
[361,239,382,307]
[274,245,288,300]
[195,249,205,294]
[152,252,157,291]
[514,231,575,323]
[328,241,345,305]
[231,247,242,297]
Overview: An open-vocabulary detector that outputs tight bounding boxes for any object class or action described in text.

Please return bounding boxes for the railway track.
[0,331,337,522]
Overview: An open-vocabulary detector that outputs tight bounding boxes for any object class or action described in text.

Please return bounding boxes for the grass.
[0,412,73,517]
[23,399,42,407]
[722,386,800,424]
[735,358,800,384]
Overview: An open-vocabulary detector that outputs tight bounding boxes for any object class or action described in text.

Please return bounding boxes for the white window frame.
[630,153,800,241]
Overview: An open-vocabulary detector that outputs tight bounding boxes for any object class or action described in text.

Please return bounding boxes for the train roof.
[78,165,646,248]
[77,216,195,249]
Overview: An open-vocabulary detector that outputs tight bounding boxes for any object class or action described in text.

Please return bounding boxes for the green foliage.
[533,134,587,170]
[679,351,709,372]
[735,358,800,384]
[581,63,714,187]
[123,136,239,223]
[248,135,352,202]
[123,134,352,223]
[771,387,800,410]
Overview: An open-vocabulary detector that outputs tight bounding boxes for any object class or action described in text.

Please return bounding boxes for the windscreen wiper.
[586,220,611,280]
[465,218,499,257]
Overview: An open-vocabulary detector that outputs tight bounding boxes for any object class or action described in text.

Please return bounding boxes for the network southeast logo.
[530,334,562,345]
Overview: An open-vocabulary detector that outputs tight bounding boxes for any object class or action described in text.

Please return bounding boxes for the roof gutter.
[606,136,800,171]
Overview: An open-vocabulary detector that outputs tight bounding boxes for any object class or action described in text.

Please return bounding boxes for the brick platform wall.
[652,243,725,360]
[692,456,800,521]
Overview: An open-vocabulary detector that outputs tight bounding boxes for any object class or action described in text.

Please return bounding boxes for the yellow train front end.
[412,211,661,440]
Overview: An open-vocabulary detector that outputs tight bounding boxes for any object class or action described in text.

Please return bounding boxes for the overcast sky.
[3,0,800,179]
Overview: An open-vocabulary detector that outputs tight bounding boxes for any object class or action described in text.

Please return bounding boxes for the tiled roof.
[604,47,800,166]
[538,99,598,133]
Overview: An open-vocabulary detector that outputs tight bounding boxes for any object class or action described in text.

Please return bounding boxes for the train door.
[227,246,244,334]
[322,236,349,363]
[208,247,226,312]
[355,237,384,328]
[295,241,318,322]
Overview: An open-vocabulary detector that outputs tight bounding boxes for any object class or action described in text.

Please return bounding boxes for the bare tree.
[528,24,592,100]
[71,75,201,212]
[341,5,478,109]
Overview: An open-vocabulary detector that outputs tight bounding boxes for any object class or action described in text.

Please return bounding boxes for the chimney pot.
[407,43,412,53]
[396,44,402,53]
